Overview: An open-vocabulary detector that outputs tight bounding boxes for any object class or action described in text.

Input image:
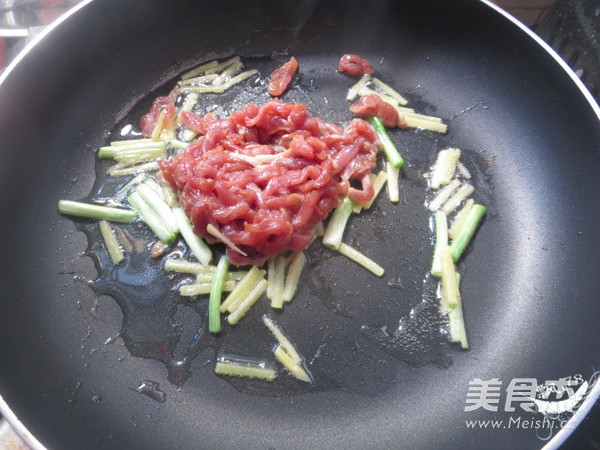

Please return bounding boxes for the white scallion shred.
[386,162,400,203]
[371,77,409,105]
[273,345,313,383]
[213,59,244,85]
[262,316,303,364]
[266,258,276,300]
[180,129,197,142]
[221,267,265,313]
[282,251,306,302]
[441,183,474,215]
[312,221,325,238]
[322,196,354,249]
[447,272,469,349]
[107,161,160,177]
[428,178,460,212]
[226,279,268,325]
[337,242,384,277]
[449,199,475,239]
[111,174,148,204]
[180,93,199,112]
[195,271,247,283]
[394,105,416,114]
[204,55,242,75]
[99,220,125,264]
[215,357,277,381]
[358,85,403,107]
[136,183,179,234]
[430,148,461,189]
[161,183,180,208]
[109,138,154,147]
[346,74,371,101]
[440,246,460,309]
[181,69,258,94]
[112,149,166,165]
[403,116,448,133]
[179,280,236,296]
[401,111,443,123]
[180,60,219,80]
[151,109,166,141]
[178,73,219,87]
[456,161,471,179]
[270,255,286,309]
[105,140,166,150]
[431,211,448,277]
[164,258,211,274]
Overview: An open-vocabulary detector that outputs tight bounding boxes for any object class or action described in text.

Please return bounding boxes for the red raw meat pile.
[159,100,380,265]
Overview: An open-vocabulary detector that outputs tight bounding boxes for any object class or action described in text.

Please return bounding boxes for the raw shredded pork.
[350,94,408,129]
[338,54,374,76]
[159,100,380,266]
[268,57,298,97]
[140,87,180,136]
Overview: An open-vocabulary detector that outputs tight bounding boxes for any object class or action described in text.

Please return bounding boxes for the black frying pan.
[1,0,599,448]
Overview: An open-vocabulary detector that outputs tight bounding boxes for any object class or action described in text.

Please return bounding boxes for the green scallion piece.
[136,183,178,233]
[172,207,212,266]
[127,191,177,243]
[449,204,486,262]
[58,200,137,223]
[322,196,355,250]
[209,255,230,333]
[369,116,404,169]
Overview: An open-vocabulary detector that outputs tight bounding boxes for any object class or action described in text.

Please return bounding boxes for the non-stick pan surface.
[0,1,599,449]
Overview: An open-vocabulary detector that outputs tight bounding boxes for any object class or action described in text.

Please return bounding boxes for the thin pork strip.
[159,100,380,265]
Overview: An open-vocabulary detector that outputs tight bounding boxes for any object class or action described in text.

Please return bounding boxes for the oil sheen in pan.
[75,57,470,398]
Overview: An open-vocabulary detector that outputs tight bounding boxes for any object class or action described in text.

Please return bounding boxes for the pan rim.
[0,394,45,450]
[479,0,600,120]
[0,0,93,88]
